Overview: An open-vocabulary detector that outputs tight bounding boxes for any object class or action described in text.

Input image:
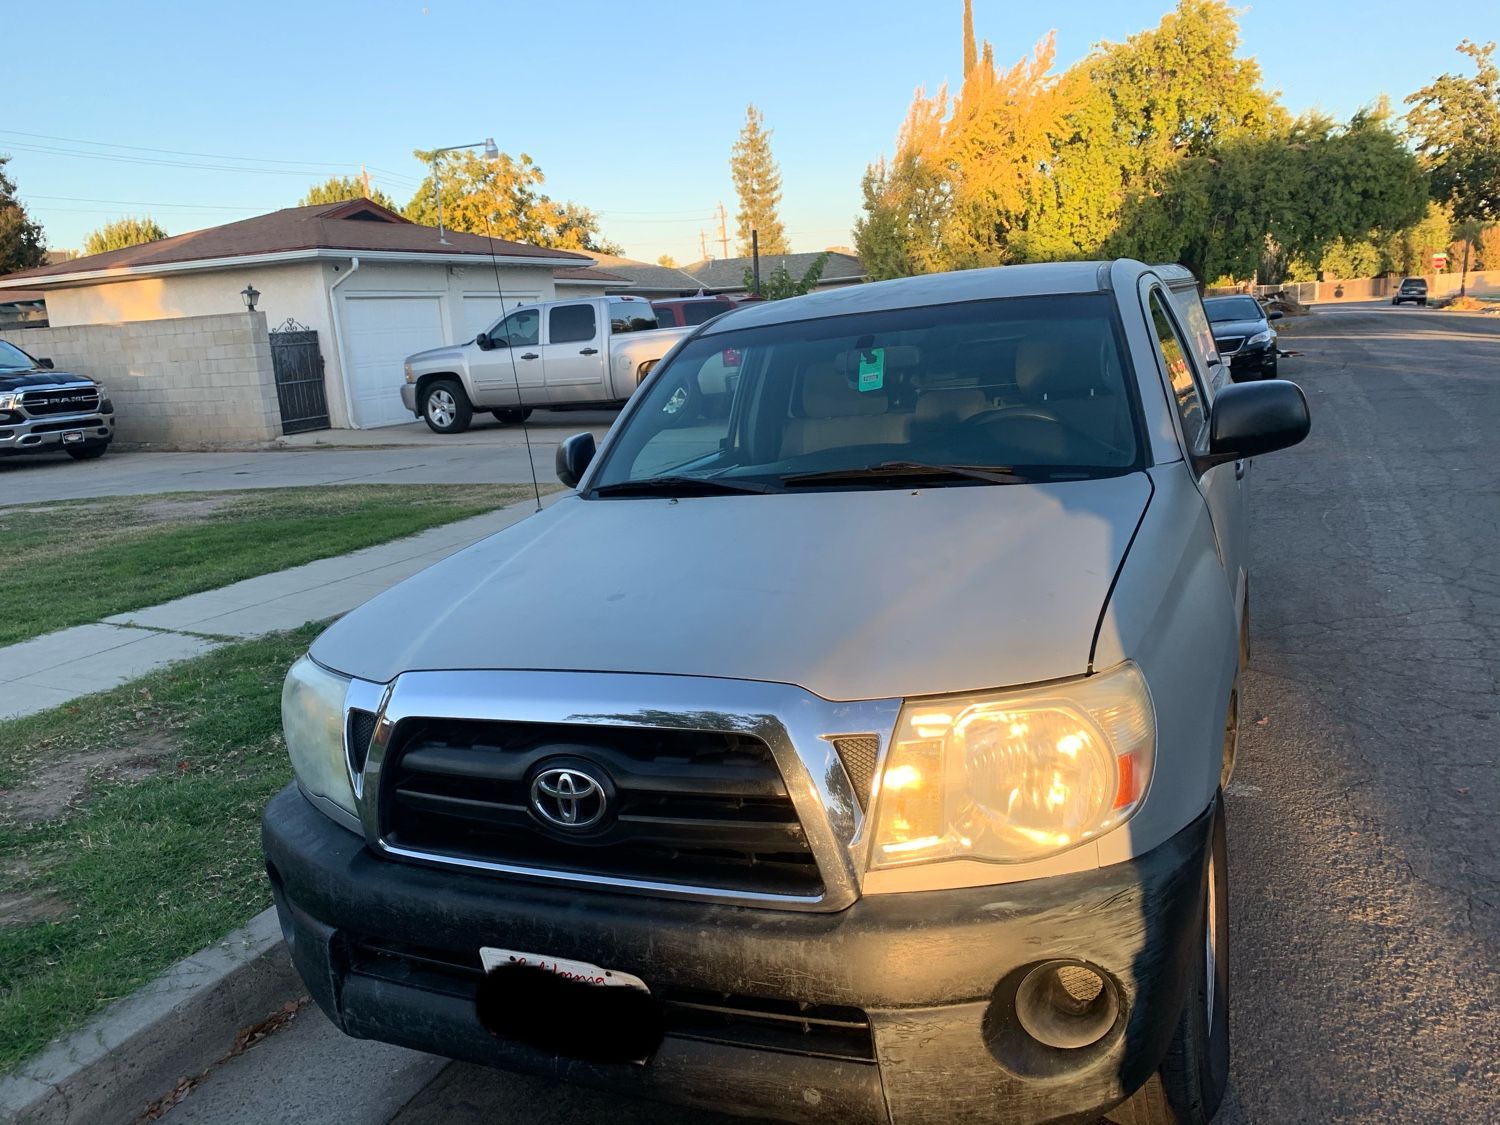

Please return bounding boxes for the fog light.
[1014,960,1118,1050]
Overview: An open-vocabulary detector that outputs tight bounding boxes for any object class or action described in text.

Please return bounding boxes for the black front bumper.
[262,785,1211,1125]
[1227,342,1276,379]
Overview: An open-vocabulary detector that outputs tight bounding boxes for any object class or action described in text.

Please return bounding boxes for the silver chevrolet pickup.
[0,339,114,460]
[399,295,691,433]
[267,260,1311,1125]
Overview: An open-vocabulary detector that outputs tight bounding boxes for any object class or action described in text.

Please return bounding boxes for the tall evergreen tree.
[729,106,789,256]
[0,154,46,274]
[83,216,169,256]
[962,0,977,78]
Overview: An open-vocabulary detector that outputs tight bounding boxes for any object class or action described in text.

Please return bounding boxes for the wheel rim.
[1205,841,1221,1020]
[428,389,455,427]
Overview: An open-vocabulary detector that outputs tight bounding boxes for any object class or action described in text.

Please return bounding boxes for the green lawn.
[0,623,321,1071]
[0,485,532,646]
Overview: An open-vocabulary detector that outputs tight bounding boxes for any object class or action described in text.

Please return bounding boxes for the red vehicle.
[650,295,740,328]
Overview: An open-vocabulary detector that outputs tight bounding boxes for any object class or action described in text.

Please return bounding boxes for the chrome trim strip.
[351,670,901,913]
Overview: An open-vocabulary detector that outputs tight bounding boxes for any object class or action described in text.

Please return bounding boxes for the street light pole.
[429,138,499,244]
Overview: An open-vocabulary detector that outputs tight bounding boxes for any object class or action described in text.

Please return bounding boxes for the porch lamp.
[240,283,260,312]
[429,137,499,245]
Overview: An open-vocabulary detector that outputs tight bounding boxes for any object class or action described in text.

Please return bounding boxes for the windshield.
[589,294,1142,492]
[1205,297,1264,323]
[0,340,37,370]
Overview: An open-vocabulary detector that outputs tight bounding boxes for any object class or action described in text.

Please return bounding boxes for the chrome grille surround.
[349,670,901,912]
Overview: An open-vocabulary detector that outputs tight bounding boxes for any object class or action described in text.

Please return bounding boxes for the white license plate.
[62,431,84,444]
[479,947,649,992]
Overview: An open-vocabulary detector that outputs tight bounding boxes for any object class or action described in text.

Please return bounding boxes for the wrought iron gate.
[269,319,330,434]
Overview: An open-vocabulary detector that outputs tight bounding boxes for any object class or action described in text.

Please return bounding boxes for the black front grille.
[21,388,101,416]
[381,720,822,897]
[1215,335,1246,353]
[349,937,875,1062]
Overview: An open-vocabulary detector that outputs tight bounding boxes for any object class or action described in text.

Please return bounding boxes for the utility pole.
[717,202,730,260]
[699,230,709,261]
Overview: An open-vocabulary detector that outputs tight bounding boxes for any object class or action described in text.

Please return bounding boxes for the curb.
[0,908,299,1125]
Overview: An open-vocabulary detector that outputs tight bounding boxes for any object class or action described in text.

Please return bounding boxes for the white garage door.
[343,296,445,428]
[462,292,540,343]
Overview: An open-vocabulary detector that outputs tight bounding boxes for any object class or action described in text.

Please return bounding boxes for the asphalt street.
[143,304,1500,1124]
[0,410,618,506]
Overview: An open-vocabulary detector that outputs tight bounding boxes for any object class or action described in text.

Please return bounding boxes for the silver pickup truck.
[0,338,115,460]
[400,295,691,433]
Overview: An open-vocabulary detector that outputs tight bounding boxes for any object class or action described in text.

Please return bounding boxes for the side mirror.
[555,432,596,489]
[1201,380,1310,468]
[37,357,54,370]
[1267,310,1284,321]
[474,332,490,350]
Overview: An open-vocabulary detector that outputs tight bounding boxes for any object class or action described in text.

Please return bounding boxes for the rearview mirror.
[37,357,54,370]
[1201,380,1310,469]
[556,432,596,489]
[1267,310,1284,321]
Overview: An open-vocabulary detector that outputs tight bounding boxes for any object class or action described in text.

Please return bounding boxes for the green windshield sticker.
[857,348,885,392]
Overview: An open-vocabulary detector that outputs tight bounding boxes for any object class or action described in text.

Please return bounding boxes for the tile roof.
[554,266,631,283]
[0,199,589,285]
[681,251,866,292]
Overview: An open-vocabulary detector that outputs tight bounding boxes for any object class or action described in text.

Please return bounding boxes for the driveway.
[0,410,618,506]
[148,306,1500,1122]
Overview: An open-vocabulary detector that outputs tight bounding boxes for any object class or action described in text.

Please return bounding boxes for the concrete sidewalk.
[0,496,551,721]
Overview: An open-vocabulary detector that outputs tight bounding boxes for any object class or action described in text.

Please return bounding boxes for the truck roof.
[699,260,1135,335]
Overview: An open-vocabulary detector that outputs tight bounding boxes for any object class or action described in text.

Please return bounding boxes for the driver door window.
[491,308,540,348]
[1148,290,1208,454]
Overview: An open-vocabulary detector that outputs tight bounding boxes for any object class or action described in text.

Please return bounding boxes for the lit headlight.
[1246,329,1273,346]
[870,662,1155,868]
[282,655,356,819]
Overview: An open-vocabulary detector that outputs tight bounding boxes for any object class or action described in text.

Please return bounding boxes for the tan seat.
[781,364,909,458]
[914,387,987,424]
[1010,336,1132,459]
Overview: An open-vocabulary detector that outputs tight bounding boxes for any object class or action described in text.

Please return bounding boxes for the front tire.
[1112,797,1230,1125]
[490,408,533,425]
[422,379,472,434]
[65,444,108,461]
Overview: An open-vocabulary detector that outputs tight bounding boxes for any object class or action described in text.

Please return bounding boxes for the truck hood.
[0,369,92,390]
[405,341,471,368]
[311,476,1152,701]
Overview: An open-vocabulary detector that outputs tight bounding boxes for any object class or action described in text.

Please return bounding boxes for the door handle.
[579,347,599,355]
[1235,459,1247,480]
[520,352,539,360]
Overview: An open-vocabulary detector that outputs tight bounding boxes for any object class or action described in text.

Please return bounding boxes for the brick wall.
[0,312,282,445]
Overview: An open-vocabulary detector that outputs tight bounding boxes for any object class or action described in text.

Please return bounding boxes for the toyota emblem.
[530,767,608,829]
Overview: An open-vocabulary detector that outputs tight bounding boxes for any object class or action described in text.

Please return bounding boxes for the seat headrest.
[801,363,888,417]
[1015,336,1111,401]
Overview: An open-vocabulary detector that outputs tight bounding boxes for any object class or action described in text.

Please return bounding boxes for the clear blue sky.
[6,0,1495,264]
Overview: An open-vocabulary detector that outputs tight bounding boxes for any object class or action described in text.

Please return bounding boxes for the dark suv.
[1392,278,1429,307]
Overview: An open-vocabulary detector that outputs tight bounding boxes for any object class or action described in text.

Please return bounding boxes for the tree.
[1110,109,1427,282]
[656,253,678,268]
[1477,223,1500,270]
[729,106,789,256]
[83,216,168,256]
[0,154,46,274]
[403,148,618,251]
[299,175,396,210]
[1406,40,1500,222]
[1378,200,1453,275]
[743,252,829,299]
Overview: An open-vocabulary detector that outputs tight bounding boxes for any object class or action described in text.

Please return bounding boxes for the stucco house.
[0,200,625,428]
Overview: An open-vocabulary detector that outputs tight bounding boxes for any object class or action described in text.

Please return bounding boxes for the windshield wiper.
[591,475,778,498]
[781,461,1032,487]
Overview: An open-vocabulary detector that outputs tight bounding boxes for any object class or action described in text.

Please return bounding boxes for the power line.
[25,193,282,211]
[0,128,421,181]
